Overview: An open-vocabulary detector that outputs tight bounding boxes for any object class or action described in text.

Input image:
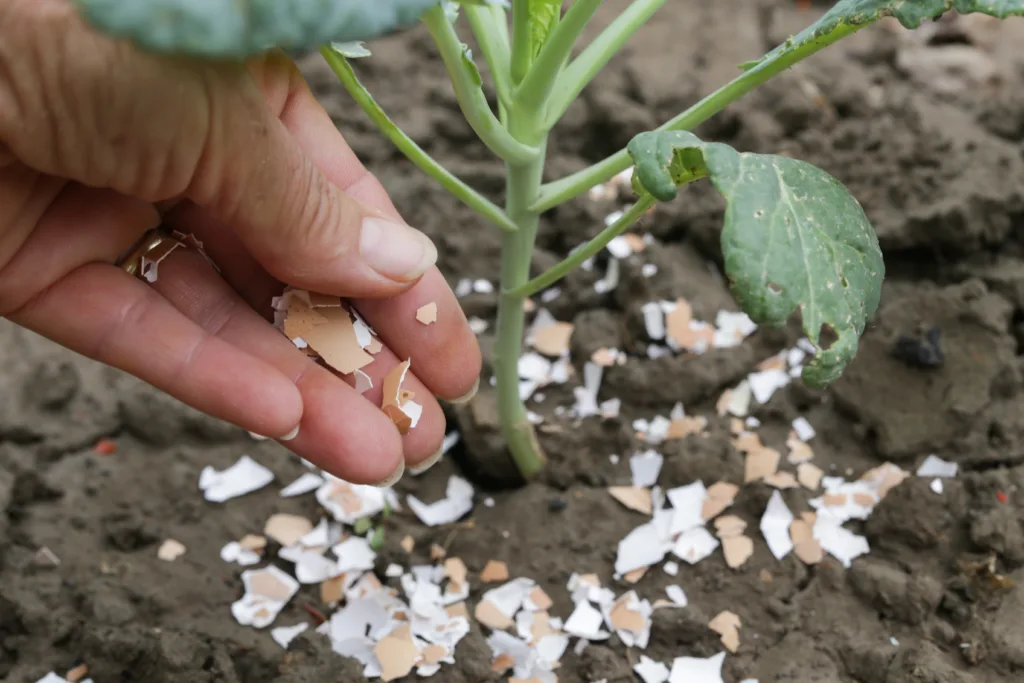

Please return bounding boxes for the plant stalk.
[494,115,549,479]
[321,47,517,233]
[532,20,862,212]
[508,194,656,298]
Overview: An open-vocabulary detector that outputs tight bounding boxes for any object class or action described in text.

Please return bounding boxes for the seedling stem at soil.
[75,0,1024,480]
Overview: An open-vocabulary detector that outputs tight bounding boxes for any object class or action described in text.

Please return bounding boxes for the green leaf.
[627,131,884,387]
[461,45,483,87]
[744,0,1024,71]
[353,517,373,535]
[529,0,562,57]
[73,0,453,59]
[369,526,386,551]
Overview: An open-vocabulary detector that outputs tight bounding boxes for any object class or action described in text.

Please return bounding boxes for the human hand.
[0,0,482,486]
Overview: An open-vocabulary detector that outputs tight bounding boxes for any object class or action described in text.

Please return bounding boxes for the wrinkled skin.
[0,0,482,485]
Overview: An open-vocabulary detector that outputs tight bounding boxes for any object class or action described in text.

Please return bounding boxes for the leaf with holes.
[627,131,884,387]
[73,0,462,59]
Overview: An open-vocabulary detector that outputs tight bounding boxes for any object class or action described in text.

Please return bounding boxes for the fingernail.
[374,459,405,488]
[448,376,480,405]
[409,445,445,476]
[279,425,300,441]
[360,217,437,281]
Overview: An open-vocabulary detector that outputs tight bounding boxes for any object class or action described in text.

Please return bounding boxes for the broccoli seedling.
[75,0,1024,479]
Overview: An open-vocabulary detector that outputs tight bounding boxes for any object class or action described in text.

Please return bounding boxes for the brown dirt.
[5,2,1024,682]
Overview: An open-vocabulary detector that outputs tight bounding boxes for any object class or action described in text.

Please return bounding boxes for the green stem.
[510,0,532,84]
[494,112,548,479]
[508,195,656,298]
[531,21,862,213]
[422,6,539,165]
[465,5,514,111]
[544,0,667,126]
[489,4,512,57]
[515,0,603,112]
[321,47,517,233]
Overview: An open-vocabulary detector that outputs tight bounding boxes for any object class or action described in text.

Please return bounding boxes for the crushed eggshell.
[271,622,309,649]
[381,359,422,434]
[635,655,671,683]
[232,565,299,628]
[916,454,958,478]
[65,665,90,683]
[264,513,314,547]
[407,475,474,527]
[416,302,438,325]
[157,539,186,562]
[375,624,420,682]
[630,450,664,488]
[797,462,824,490]
[672,527,719,565]
[722,535,755,569]
[789,518,824,565]
[708,611,741,653]
[280,472,324,497]
[199,455,274,503]
[296,302,375,375]
[760,490,794,561]
[668,651,726,683]
[481,560,510,583]
[609,486,654,515]
[702,482,739,521]
[764,471,799,489]
[787,434,815,464]
[744,446,781,483]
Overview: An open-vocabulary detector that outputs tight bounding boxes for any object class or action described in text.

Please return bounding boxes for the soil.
[5,2,1024,682]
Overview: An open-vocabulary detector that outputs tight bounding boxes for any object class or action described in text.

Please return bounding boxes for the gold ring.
[115,228,220,282]
[115,228,174,278]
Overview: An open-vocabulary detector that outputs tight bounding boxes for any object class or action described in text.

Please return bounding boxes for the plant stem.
[510,0,533,84]
[544,0,667,126]
[531,20,862,213]
[508,195,656,298]
[465,5,514,110]
[422,6,540,165]
[321,47,518,233]
[515,0,603,112]
[494,110,549,479]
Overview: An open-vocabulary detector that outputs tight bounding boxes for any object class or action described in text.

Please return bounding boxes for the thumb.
[0,0,437,298]
[186,61,438,298]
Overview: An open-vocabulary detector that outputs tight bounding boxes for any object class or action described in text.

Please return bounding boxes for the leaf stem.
[510,0,533,84]
[507,195,656,298]
[465,5,514,111]
[544,0,667,126]
[515,0,603,112]
[531,18,862,213]
[421,6,540,165]
[321,47,517,233]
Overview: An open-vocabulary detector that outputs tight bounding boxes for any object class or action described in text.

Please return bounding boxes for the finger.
[343,332,448,470]
[145,247,408,484]
[257,60,482,401]
[250,53,403,221]
[7,263,303,440]
[187,55,437,297]
[0,182,157,314]
[352,269,482,403]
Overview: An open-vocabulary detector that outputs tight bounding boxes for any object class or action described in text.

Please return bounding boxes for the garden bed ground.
[4,1,1024,682]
